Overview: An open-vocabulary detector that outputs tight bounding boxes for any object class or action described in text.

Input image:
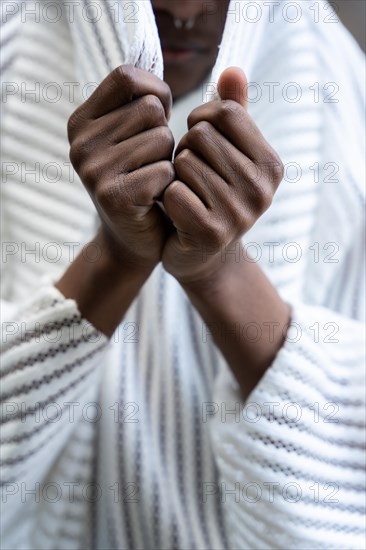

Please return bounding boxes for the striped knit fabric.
[1,1,365,549]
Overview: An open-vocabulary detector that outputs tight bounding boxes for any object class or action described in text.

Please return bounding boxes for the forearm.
[181,243,291,397]
[55,229,154,338]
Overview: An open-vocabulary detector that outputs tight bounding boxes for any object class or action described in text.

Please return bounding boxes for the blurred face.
[152,0,230,100]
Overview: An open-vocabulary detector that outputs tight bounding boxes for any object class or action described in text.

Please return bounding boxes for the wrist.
[55,231,155,337]
[94,226,157,281]
[178,240,242,295]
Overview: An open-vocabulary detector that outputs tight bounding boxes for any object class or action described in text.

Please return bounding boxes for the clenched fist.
[162,67,284,283]
[68,65,175,272]
[68,65,284,286]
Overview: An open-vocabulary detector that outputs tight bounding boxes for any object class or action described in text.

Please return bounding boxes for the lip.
[161,41,209,65]
[162,48,202,63]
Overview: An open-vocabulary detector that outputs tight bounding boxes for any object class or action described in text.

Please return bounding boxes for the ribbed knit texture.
[1,1,365,549]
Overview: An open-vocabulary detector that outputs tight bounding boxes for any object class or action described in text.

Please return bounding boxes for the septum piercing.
[173,17,196,30]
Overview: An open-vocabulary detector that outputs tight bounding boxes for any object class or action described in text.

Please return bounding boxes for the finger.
[218,66,248,110]
[116,127,174,173]
[216,69,282,180]
[97,94,168,145]
[78,127,174,189]
[68,65,172,140]
[162,180,208,234]
[124,161,176,206]
[174,149,228,209]
[89,66,172,118]
[97,161,175,212]
[187,101,271,165]
[176,121,260,188]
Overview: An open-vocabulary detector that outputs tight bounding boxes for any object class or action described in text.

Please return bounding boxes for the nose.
[151,0,204,20]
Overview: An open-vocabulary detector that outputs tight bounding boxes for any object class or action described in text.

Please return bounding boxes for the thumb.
[217,67,248,110]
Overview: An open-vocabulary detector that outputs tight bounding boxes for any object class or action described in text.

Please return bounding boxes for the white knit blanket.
[1,2,365,550]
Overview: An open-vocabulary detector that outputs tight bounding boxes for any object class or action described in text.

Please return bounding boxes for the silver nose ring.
[173,17,196,30]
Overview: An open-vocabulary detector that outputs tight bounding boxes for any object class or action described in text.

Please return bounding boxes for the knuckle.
[219,100,240,121]
[67,108,85,143]
[187,106,201,129]
[259,152,284,186]
[187,113,195,130]
[189,120,212,143]
[80,162,101,188]
[242,163,274,214]
[141,94,165,125]
[157,126,175,153]
[270,155,284,184]
[160,81,173,116]
[96,182,122,212]
[174,148,191,168]
[70,134,93,158]
[161,160,176,183]
[69,133,97,173]
[69,143,80,170]
[201,218,226,249]
[253,184,273,213]
[112,64,136,91]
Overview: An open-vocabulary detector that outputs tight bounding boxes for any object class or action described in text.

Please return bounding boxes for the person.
[1,1,365,549]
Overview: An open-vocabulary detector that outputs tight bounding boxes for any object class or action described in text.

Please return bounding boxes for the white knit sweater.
[1,1,365,549]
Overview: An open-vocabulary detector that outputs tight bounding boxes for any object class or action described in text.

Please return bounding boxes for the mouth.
[161,44,208,64]
[162,48,200,62]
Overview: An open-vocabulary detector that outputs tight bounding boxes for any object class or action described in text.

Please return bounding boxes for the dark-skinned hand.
[67,65,175,272]
[68,66,283,283]
[162,67,284,284]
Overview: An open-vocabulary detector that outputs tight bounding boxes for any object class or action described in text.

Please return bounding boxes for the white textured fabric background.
[1,1,365,549]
